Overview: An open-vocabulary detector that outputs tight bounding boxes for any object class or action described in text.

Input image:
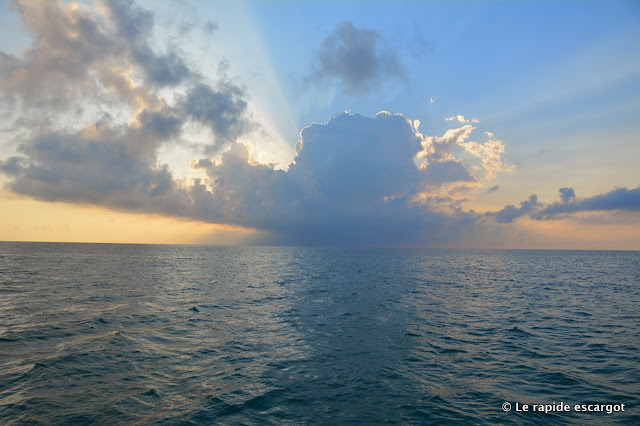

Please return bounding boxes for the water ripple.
[0,243,638,424]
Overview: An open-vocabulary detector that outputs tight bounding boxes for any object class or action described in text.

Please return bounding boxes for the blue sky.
[0,0,638,247]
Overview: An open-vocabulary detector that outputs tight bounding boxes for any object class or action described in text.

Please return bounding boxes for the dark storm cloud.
[308,21,405,95]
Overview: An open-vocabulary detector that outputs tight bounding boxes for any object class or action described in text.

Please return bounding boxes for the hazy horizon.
[2,241,639,252]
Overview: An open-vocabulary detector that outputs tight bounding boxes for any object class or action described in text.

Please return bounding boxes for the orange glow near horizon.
[511,215,640,250]
[1,190,638,249]
[0,191,263,245]
[460,215,640,251]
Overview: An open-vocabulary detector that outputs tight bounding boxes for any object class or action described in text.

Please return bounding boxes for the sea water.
[0,243,638,424]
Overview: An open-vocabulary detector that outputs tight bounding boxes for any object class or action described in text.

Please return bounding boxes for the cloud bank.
[491,187,640,223]
[0,108,499,245]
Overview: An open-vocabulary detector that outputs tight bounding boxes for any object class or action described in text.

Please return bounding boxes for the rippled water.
[0,243,638,424]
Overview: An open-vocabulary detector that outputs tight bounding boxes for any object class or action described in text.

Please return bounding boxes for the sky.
[0,0,639,248]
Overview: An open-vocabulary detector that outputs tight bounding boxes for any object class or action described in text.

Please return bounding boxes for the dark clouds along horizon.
[1,1,638,246]
[492,187,640,224]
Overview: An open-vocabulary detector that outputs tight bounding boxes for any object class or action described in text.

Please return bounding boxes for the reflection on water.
[0,243,638,424]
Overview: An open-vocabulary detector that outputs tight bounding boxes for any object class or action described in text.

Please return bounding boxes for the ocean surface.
[0,243,638,425]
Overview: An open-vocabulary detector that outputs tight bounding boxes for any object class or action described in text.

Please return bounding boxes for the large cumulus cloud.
[0,107,498,245]
[188,112,488,245]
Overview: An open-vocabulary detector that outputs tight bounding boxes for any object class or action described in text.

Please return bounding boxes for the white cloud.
[460,137,514,180]
[444,114,479,123]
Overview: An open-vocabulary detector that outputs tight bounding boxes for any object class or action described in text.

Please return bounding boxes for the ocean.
[0,242,638,424]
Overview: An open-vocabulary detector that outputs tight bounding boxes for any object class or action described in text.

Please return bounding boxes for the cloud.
[105,0,192,87]
[244,112,484,244]
[1,0,114,110]
[204,20,218,34]
[415,125,512,182]
[459,137,513,180]
[307,21,405,95]
[538,186,640,218]
[489,186,640,223]
[0,107,188,213]
[558,187,576,203]
[195,112,508,245]
[445,115,479,123]
[0,0,255,149]
[1,108,508,245]
[0,0,191,113]
[0,0,256,221]
[420,160,475,185]
[181,80,254,151]
[414,124,479,188]
[190,112,445,243]
[492,194,540,223]
[5,1,633,247]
